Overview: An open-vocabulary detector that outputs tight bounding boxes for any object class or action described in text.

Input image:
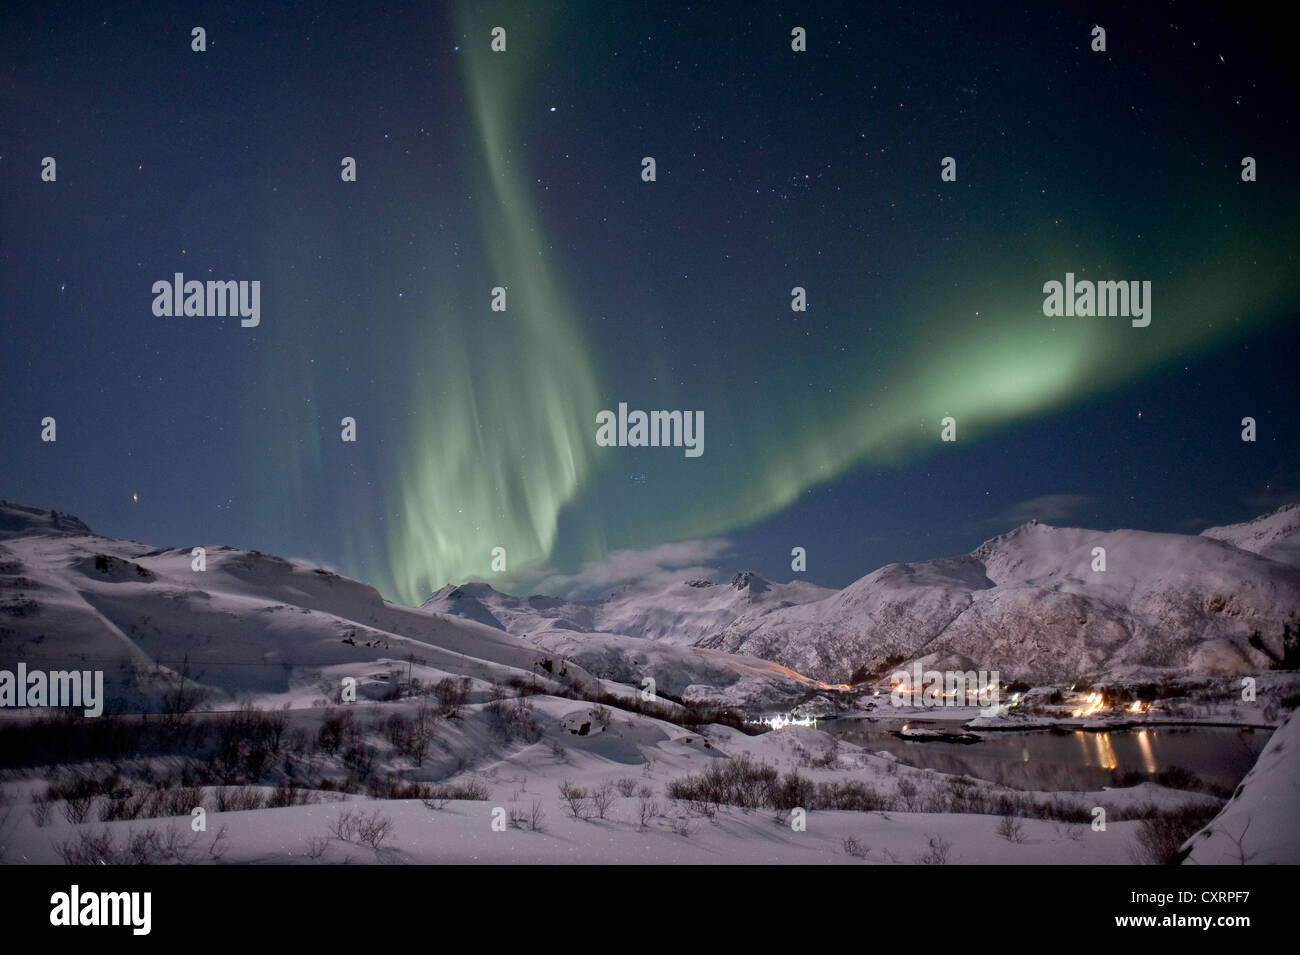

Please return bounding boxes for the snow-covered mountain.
[702,509,1300,683]
[429,506,1300,686]
[0,502,821,710]
[6,499,1297,704]
[420,572,836,704]
[1201,502,1300,568]
[423,571,832,645]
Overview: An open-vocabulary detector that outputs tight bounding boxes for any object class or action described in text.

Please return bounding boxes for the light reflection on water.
[824,721,1267,793]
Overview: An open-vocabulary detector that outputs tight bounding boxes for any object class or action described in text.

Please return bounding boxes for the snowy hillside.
[0,510,610,711]
[426,506,1300,686]
[1201,503,1300,568]
[703,515,1300,684]
[423,571,832,645]
[1181,709,1300,864]
[0,506,826,710]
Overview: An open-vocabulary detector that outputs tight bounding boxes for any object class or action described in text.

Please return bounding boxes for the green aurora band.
[378,17,1300,605]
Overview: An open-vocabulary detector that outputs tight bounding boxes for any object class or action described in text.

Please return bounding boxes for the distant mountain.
[0,500,94,539]
[701,508,1300,683]
[6,501,1296,708]
[1201,502,1300,568]
[422,571,832,645]
[429,507,1300,686]
[0,507,822,710]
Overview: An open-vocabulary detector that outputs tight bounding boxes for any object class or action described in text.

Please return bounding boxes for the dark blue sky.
[3,1,1297,601]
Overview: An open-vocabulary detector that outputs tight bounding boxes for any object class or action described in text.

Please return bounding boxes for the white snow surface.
[1181,709,1300,865]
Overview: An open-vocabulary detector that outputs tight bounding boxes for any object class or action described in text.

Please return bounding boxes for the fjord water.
[823,719,1269,793]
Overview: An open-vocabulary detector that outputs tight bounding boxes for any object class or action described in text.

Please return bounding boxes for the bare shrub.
[62,793,95,825]
[637,787,660,828]
[510,800,547,832]
[215,785,264,813]
[329,809,362,842]
[591,780,616,820]
[996,814,1027,844]
[917,834,953,865]
[31,789,53,827]
[420,778,490,809]
[54,827,120,865]
[558,779,591,819]
[615,777,638,799]
[355,810,393,849]
[1130,805,1220,864]
[896,778,920,812]
[205,824,228,862]
[843,837,870,859]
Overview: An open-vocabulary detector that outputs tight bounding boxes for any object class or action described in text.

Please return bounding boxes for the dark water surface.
[821,719,1270,792]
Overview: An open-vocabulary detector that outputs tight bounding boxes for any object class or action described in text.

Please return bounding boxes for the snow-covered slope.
[1181,709,1300,864]
[0,519,608,711]
[424,571,832,646]
[1201,503,1300,568]
[700,514,1300,684]
[0,507,830,710]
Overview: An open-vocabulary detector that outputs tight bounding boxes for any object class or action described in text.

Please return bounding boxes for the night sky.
[3,1,1297,604]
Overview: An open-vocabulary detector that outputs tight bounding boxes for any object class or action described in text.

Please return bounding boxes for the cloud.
[528,538,734,599]
[992,494,1094,528]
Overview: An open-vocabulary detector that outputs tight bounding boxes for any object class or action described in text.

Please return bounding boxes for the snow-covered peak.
[729,570,769,593]
[424,569,832,645]
[0,500,95,539]
[1201,503,1300,567]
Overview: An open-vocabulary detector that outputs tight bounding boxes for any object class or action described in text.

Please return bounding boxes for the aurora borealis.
[3,1,1297,605]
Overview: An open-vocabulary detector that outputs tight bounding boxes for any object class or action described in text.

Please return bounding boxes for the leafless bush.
[304,835,330,861]
[558,780,591,819]
[917,834,953,865]
[125,828,166,864]
[54,822,208,865]
[215,785,265,812]
[329,809,363,841]
[996,814,1027,843]
[420,778,490,809]
[355,810,393,849]
[486,696,544,743]
[1129,804,1220,864]
[510,800,547,832]
[637,787,660,828]
[163,785,205,818]
[616,777,638,798]
[62,793,95,825]
[895,778,920,812]
[205,824,228,862]
[0,793,14,862]
[54,827,120,864]
[843,837,870,859]
[432,676,471,718]
[31,789,53,827]
[591,780,617,819]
